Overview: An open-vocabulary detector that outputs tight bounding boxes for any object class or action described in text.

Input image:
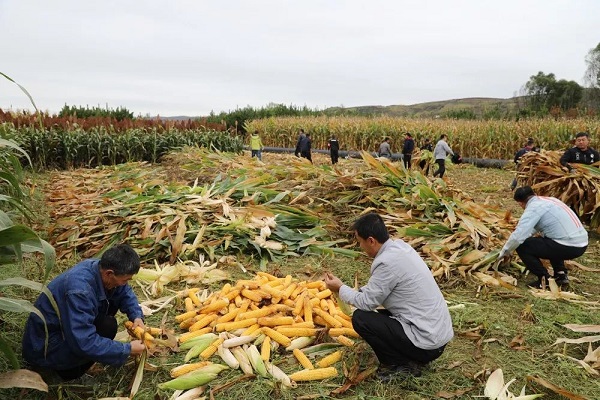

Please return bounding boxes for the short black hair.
[439,134,447,140]
[352,213,390,244]
[406,132,412,137]
[526,138,534,146]
[575,132,589,139]
[514,186,535,202]
[99,244,140,276]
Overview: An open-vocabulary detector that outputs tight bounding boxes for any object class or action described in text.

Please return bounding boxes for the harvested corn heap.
[164,272,358,390]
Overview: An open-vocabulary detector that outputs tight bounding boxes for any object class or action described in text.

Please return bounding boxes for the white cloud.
[1,0,598,116]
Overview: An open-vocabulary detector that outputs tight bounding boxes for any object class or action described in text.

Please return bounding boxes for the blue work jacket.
[22,259,143,370]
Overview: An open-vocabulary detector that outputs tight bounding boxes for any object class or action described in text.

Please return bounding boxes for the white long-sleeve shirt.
[433,139,453,160]
[499,196,588,258]
[339,239,454,350]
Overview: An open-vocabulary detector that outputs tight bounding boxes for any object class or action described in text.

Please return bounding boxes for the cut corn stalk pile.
[163,272,356,390]
[516,150,600,230]
[553,324,600,376]
[46,148,524,280]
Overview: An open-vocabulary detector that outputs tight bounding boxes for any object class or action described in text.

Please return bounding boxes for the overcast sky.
[1,1,598,117]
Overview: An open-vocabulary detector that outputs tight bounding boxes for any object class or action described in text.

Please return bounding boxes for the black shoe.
[554,271,569,286]
[527,275,550,289]
[376,363,423,382]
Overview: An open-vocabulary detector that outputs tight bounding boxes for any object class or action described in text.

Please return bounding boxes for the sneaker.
[527,275,550,290]
[376,363,423,382]
[554,271,569,286]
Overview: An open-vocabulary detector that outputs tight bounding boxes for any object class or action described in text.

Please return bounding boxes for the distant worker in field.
[498,186,587,289]
[250,130,264,161]
[419,138,433,175]
[378,137,392,159]
[299,133,313,163]
[510,137,536,190]
[560,132,600,172]
[324,213,453,382]
[327,135,340,164]
[432,134,454,178]
[402,132,415,169]
[294,128,306,157]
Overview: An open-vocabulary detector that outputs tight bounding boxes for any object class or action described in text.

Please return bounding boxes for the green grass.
[2,165,600,399]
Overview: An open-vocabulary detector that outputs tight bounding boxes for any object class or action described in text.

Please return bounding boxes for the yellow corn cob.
[282,283,297,300]
[283,299,295,308]
[326,300,337,314]
[303,296,313,325]
[249,303,259,311]
[276,327,318,338]
[235,280,260,289]
[260,285,285,300]
[328,328,360,338]
[234,299,251,320]
[238,306,276,320]
[334,314,353,329]
[215,318,258,332]
[200,338,224,359]
[320,299,329,311]
[260,336,271,362]
[293,292,306,316]
[309,297,321,308]
[240,323,261,337]
[146,327,162,336]
[335,335,355,347]
[241,288,263,302]
[179,317,196,330]
[199,299,229,315]
[216,308,240,324]
[313,309,343,328]
[283,275,292,288]
[189,314,219,332]
[290,283,305,299]
[262,327,292,347]
[263,279,283,287]
[316,351,342,368]
[184,297,196,313]
[289,367,338,382]
[316,289,333,300]
[257,316,294,327]
[179,327,213,343]
[313,315,328,327]
[234,295,243,307]
[169,361,212,378]
[175,310,198,323]
[292,348,314,370]
[124,321,154,343]
[188,290,202,307]
[335,311,352,321]
[257,272,279,281]
[289,321,314,328]
[224,289,241,302]
[306,281,326,290]
[221,283,232,295]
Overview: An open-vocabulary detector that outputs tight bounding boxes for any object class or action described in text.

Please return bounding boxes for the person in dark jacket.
[560,132,600,172]
[22,244,146,382]
[294,128,306,157]
[299,133,312,163]
[419,138,433,174]
[510,138,536,190]
[402,132,415,169]
[327,135,340,164]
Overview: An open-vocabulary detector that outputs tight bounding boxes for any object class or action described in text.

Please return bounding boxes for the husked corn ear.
[306,281,326,290]
[241,288,263,302]
[188,290,202,307]
[261,336,271,362]
[199,337,224,359]
[235,280,260,289]
[283,283,297,300]
[222,335,255,348]
[289,367,338,382]
[334,314,353,329]
[179,333,217,350]
[146,327,162,336]
[124,321,154,342]
[240,323,261,337]
[262,327,292,347]
[293,348,314,370]
[303,296,313,324]
[328,328,360,338]
[315,289,333,299]
[175,310,198,323]
[179,327,212,343]
[215,318,258,332]
[170,361,211,377]
[220,283,232,295]
[313,309,342,328]
[335,335,355,347]
[257,271,278,281]
[316,350,342,368]
[159,363,229,390]
[223,288,241,301]
[189,314,218,332]
[216,308,240,324]
[293,292,306,316]
[238,306,276,320]
[258,316,294,327]
[184,297,196,312]
[199,298,229,314]
[275,327,318,338]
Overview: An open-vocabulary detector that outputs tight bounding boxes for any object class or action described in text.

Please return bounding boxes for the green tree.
[583,42,600,111]
[524,71,582,114]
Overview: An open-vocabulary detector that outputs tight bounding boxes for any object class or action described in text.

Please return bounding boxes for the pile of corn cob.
[162,272,358,390]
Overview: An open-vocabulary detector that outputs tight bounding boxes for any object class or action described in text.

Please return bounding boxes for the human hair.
[514,186,535,202]
[99,244,140,276]
[439,134,447,140]
[406,132,412,137]
[352,213,390,244]
[526,138,534,146]
[575,132,589,139]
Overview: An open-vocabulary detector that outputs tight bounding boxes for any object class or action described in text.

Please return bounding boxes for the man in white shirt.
[499,186,588,288]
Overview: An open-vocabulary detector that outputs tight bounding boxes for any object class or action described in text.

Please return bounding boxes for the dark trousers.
[433,159,446,178]
[330,150,339,164]
[55,314,118,380]
[419,160,430,175]
[301,151,312,163]
[352,309,446,367]
[516,237,586,279]
[403,154,412,169]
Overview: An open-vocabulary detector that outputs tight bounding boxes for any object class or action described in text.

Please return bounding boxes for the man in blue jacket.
[499,186,588,288]
[23,244,146,381]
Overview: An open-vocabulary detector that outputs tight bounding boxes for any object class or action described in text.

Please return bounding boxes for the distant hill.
[326,97,522,118]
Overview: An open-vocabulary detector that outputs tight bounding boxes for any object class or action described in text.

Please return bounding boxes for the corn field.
[0,123,243,169]
[245,116,600,159]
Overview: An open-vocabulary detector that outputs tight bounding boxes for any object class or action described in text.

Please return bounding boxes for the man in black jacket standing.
[327,135,340,164]
[402,132,415,169]
[560,132,599,172]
